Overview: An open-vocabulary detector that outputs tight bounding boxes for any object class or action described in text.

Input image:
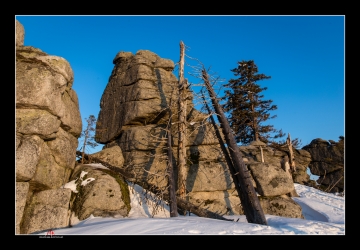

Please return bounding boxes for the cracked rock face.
[16,19,83,234]
[95,50,193,144]
[95,49,306,218]
[69,165,130,221]
[302,138,344,192]
[16,19,24,46]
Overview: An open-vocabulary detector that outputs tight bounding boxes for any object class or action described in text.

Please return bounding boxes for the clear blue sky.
[16,15,344,151]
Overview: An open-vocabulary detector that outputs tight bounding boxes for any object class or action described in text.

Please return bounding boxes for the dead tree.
[286,133,296,172]
[201,93,244,205]
[177,41,188,200]
[201,68,267,225]
[280,155,299,197]
[166,99,178,217]
[259,146,264,163]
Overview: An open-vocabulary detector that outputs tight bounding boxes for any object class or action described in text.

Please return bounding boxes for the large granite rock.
[16,135,43,182]
[69,164,131,221]
[16,109,61,140]
[47,128,79,169]
[21,188,72,234]
[95,49,306,219]
[88,145,125,168]
[240,140,312,185]
[16,182,29,234]
[248,162,294,197]
[302,137,344,193]
[15,19,82,234]
[96,50,193,143]
[30,141,73,191]
[259,196,305,219]
[16,19,24,46]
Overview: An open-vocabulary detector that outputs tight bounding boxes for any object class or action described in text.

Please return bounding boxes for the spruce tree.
[80,114,99,163]
[223,60,285,145]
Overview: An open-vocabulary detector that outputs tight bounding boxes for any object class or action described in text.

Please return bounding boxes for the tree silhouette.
[223,60,285,145]
[79,115,98,163]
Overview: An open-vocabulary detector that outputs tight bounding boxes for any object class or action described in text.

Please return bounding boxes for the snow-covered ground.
[33,175,345,235]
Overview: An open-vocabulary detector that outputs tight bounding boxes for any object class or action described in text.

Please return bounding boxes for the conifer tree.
[223,60,285,145]
[80,115,99,163]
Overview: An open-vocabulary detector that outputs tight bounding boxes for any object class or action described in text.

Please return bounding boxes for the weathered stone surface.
[69,165,130,220]
[16,135,43,182]
[30,142,72,191]
[95,48,310,220]
[16,182,29,234]
[89,145,124,168]
[122,149,169,188]
[113,51,133,64]
[295,149,312,169]
[307,161,343,176]
[122,150,160,167]
[179,121,219,146]
[248,162,294,196]
[16,19,25,46]
[317,169,344,192]
[21,188,71,234]
[259,196,304,219]
[16,133,22,150]
[60,89,82,137]
[47,127,78,169]
[116,122,219,155]
[154,58,175,71]
[117,125,167,152]
[292,169,310,184]
[135,50,160,64]
[16,108,61,140]
[187,145,223,162]
[16,46,72,118]
[239,143,312,184]
[96,50,189,143]
[15,21,84,234]
[187,161,235,192]
[188,190,303,218]
[303,138,343,163]
[188,189,241,215]
[130,63,158,83]
[302,138,344,192]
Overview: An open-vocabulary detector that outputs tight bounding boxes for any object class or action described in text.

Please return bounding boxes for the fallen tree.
[76,151,233,222]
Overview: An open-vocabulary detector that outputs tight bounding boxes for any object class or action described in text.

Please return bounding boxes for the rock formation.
[15,19,83,234]
[239,140,313,185]
[17,18,335,233]
[16,20,136,234]
[95,49,308,219]
[68,164,130,222]
[302,137,344,193]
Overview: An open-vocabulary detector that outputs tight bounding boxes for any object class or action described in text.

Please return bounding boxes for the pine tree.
[223,60,285,145]
[79,115,99,163]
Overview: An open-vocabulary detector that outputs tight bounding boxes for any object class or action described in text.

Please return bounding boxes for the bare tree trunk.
[260,146,264,163]
[166,101,178,217]
[81,130,88,164]
[285,133,298,197]
[286,133,296,173]
[76,151,233,221]
[177,41,187,200]
[280,155,299,197]
[202,94,244,208]
[202,69,267,225]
